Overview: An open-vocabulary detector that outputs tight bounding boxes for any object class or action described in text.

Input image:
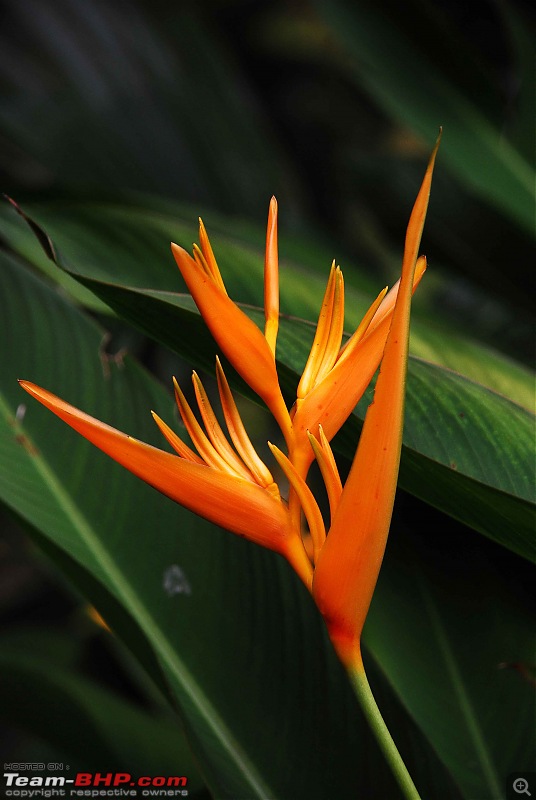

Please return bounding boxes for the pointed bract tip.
[170,242,187,258]
[19,379,40,397]
[432,129,442,156]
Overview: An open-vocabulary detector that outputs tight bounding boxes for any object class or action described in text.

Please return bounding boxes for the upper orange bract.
[312,134,441,665]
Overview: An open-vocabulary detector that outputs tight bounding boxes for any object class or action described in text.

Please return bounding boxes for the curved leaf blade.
[313,0,535,233]
[365,521,536,799]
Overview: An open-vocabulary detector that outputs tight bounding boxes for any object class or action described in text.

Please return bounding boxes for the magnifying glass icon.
[514,778,532,796]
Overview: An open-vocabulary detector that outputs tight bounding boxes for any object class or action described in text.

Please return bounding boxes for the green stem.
[348,656,421,800]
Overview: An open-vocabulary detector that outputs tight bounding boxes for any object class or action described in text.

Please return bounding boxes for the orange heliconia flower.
[19,133,440,669]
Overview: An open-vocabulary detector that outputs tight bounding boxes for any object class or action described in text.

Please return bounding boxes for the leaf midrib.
[0,393,275,800]
[419,578,502,798]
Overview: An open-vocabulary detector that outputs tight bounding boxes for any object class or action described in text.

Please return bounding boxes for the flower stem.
[348,654,421,800]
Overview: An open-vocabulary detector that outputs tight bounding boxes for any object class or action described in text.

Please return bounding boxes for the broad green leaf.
[0,629,204,788]
[1,198,532,411]
[312,0,535,233]
[2,201,532,561]
[365,519,536,800]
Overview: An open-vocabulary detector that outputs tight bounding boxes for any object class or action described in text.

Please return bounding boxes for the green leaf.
[497,1,535,161]
[364,518,536,799]
[312,0,535,233]
[0,629,204,787]
[2,200,531,561]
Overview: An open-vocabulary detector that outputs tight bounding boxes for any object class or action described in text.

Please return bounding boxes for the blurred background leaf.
[0,0,301,215]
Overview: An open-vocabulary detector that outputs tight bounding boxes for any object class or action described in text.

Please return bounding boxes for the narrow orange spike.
[293,258,427,451]
[215,358,276,491]
[268,443,325,563]
[264,196,279,356]
[198,218,227,294]
[151,411,204,463]
[172,377,243,478]
[297,262,337,399]
[314,267,345,385]
[191,372,254,482]
[193,244,214,280]
[313,132,441,666]
[307,427,342,520]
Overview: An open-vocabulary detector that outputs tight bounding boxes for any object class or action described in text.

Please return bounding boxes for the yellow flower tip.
[172,373,256,480]
[190,370,257,482]
[306,427,342,519]
[215,359,277,490]
[268,441,325,563]
[195,219,227,294]
[171,374,183,403]
[192,242,209,273]
[416,254,427,279]
[294,245,428,449]
[197,217,210,251]
[297,260,345,401]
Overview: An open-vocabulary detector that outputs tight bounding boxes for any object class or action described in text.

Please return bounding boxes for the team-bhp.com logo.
[3,769,189,797]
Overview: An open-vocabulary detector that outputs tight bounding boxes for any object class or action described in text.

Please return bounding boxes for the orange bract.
[171,240,292,443]
[312,134,441,665]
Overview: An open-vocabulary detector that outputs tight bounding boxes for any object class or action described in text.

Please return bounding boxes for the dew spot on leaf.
[163,564,192,597]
